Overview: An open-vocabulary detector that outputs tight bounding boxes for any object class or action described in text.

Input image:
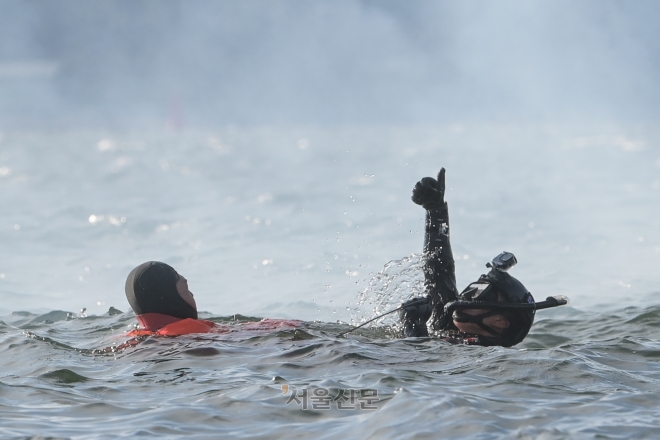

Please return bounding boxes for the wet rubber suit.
[399,168,460,337]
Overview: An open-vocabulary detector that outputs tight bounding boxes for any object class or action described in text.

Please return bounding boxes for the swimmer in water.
[124,261,299,337]
[124,261,217,336]
[398,168,566,347]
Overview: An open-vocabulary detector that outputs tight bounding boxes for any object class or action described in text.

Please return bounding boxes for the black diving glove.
[411,168,446,211]
[398,297,432,337]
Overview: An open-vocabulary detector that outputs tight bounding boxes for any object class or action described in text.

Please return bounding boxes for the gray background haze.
[1,0,659,128]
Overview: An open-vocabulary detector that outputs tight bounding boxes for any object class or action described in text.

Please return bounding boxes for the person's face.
[453,308,509,336]
[175,274,197,310]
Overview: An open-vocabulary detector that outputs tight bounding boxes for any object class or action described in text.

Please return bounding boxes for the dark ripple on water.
[2,305,660,439]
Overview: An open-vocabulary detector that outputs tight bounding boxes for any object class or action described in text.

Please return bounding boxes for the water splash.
[351,253,426,330]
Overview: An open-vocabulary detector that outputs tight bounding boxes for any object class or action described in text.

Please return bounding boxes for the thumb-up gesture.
[411,168,446,210]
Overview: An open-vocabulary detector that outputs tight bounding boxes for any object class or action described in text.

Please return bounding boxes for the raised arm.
[411,168,459,331]
[399,168,458,336]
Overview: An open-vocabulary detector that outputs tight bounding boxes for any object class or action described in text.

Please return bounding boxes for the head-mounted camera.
[443,251,569,346]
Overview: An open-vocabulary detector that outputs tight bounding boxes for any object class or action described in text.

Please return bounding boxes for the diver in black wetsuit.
[398,168,562,347]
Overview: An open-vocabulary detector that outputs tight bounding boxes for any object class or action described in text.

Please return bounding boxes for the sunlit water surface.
[1,124,660,438]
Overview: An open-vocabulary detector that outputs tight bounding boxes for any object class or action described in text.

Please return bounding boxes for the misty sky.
[1,0,659,127]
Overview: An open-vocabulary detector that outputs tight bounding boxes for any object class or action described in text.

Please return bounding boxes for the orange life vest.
[126,313,228,337]
[126,313,301,337]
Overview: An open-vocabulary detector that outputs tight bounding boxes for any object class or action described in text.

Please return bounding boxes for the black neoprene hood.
[125,261,198,320]
[456,268,535,347]
[483,269,535,346]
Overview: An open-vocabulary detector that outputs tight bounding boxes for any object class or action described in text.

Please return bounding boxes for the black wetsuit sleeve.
[399,203,459,337]
[423,204,459,331]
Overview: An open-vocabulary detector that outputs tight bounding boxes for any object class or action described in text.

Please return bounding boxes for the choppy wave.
[2,303,660,439]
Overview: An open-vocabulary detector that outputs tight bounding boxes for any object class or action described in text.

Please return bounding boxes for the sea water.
[1,124,660,438]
